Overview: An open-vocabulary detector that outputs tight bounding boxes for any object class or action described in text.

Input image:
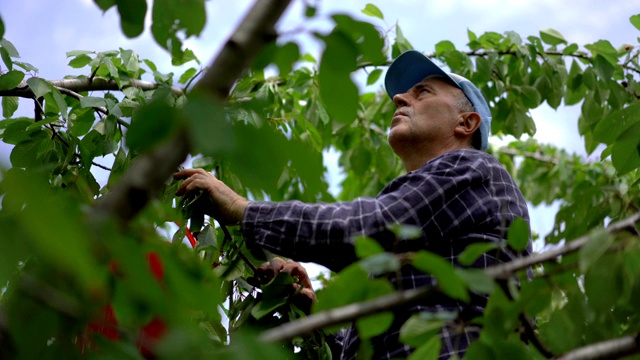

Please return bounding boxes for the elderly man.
[175,50,530,359]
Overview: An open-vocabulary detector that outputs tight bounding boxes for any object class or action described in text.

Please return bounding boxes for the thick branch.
[92,0,292,226]
[557,333,640,360]
[261,211,640,343]
[195,0,290,97]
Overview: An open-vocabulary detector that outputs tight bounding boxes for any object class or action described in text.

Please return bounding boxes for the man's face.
[388,76,464,153]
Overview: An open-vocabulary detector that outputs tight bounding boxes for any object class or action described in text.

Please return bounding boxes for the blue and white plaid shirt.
[242,149,530,359]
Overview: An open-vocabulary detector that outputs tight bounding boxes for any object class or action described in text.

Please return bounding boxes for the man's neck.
[401,144,472,172]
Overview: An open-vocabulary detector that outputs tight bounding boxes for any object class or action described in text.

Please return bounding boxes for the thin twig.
[556,333,640,360]
[260,286,436,342]
[54,86,129,128]
[497,279,554,358]
[486,211,640,279]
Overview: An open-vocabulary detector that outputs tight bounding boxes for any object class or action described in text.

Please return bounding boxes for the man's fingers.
[281,261,312,290]
[255,258,286,283]
[269,258,287,272]
[173,168,207,180]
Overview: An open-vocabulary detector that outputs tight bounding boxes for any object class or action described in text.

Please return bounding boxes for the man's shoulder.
[426,149,501,170]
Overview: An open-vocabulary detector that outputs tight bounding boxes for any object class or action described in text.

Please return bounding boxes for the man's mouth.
[391,111,408,127]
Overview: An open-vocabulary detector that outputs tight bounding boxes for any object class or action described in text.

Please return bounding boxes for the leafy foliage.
[0,1,639,359]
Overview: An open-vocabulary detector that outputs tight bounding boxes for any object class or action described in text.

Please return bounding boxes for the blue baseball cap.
[385,50,492,151]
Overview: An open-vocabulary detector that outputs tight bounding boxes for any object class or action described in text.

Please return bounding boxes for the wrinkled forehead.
[413,75,464,95]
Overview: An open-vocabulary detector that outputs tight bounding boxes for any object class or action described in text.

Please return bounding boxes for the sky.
[1,0,639,252]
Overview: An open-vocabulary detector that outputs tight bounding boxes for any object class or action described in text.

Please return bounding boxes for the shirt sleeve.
[241,150,524,272]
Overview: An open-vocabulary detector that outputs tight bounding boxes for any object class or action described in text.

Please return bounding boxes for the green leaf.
[455,269,495,294]
[400,312,451,347]
[313,264,369,315]
[413,251,469,302]
[49,87,68,120]
[359,253,400,276]
[273,42,299,75]
[540,28,567,46]
[362,4,384,19]
[458,242,499,266]
[563,43,579,55]
[93,0,116,11]
[1,47,12,71]
[388,224,423,240]
[0,39,19,57]
[10,135,47,167]
[2,96,18,118]
[114,0,147,38]
[408,336,442,360]
[70,108,96,137]
[578,228,614,273]
[517,86,541,109]
[0,15,4,39]
[151,0,206,50]
[68,54,93,68]
[584,253,623,312]
[0,70,24,91]
[611,120,640,175]
[593,101,640,145]
[251,296,288,320]
[178,67,197,85]
[631,14,640,31]
[366,69,382,85]
[126,100,180,154]
[435,40,456,55]
[26,77,51,98]
[354,236,385,258]
[66,50,94,57]
[392,24,413,58]
[507,217,530,252]
[356,311,393,339]
[102,57,119,80]
[349,143,371,176]
[120,49,140,75]
[80,96,107,108]
[585,40,619,66]
[318,30,359,124]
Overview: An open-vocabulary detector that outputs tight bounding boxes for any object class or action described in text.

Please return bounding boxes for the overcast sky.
[1,0,639,244]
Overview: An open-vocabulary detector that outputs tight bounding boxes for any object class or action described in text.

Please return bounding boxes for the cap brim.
[385,50,458,99]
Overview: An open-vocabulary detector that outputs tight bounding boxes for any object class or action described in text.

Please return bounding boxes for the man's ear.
[454,112,481,139]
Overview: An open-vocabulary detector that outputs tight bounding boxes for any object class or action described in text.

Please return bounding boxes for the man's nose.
[393,92,409,108]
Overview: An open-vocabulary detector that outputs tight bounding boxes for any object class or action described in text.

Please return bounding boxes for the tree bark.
[92,0,292,227]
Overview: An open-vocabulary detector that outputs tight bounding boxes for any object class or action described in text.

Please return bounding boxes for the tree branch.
[260,211,640,343]
[485,211,640,279]
[500,147,560,165]
[0,78,184,99]
[259,286,436,343]
[92,0,292,227]
[557,333,640,360]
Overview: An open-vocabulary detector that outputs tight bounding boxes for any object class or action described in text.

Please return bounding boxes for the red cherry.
[146,252,164,281]
[138,317,168,356]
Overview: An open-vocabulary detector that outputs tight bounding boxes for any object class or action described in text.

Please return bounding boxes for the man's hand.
[173,168,249,225]
[254,258,317,315]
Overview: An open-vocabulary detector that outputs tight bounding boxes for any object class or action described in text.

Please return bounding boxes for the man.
[175,50,530,359]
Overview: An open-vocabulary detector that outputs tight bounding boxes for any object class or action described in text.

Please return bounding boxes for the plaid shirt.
[242,149,530,359]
